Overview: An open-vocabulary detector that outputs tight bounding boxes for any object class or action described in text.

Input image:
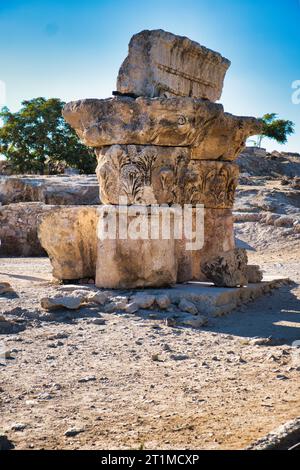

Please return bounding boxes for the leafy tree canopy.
[0,97,96,174]
[256,113,295,147]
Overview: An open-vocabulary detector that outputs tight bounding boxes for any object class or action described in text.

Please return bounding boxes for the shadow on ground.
[205,284,300,345]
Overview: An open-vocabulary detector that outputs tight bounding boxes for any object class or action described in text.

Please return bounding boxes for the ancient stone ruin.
[39,29,262,288]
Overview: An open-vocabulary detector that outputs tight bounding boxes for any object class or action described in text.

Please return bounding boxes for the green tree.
[0,97,96,174]
[256,113,295,148]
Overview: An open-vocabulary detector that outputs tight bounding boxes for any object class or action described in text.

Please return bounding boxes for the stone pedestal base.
[38,205,234,287]
[95,206,178,288]
[177,208,234,282]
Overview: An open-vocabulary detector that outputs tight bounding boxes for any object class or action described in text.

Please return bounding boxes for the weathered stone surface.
[63,96,223,148]
[131,294,156,309]
[191,113,262,161]
[201,248,248,287]
[0,175,99,206]
[246,418,300,450]
[116,29,231,101]
[96,144,190,205]
[95,206,177,289]
[38,207,98,280]
[180,315,208,328]
[0,202,54,256]
[155,294,171,310]
[185,160,239,207]
[29,205,234,284]
[41,296,86,311]
[178,298,198,315]
[0,282,15,295]
[63,97,261,161]
[246,265,263,283]
[176,208,235,282]
[96,145,239,207]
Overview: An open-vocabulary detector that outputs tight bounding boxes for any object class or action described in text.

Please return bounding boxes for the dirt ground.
[0,242,299,450]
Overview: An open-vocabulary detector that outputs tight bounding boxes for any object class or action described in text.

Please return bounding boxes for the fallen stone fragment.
[202,248,248,287]
[125,302,139,314]
[250,336,277,346]
[178,298,198,315]
[78,375,96,383]
[90,318,106,325]
[41,296,86,311]
[180,315,208,328]
[11,423,26,432]
[170,354,190,361]
[0,434,15,450]
[151,354,162,362]
[0,316,24,334]
[246,265,263,283]
[132,294,156,309]
[0,282,15,295]
[64,427,85,437]
[88,291,110,305]
[104,298,128,313]
[155,294,171,310]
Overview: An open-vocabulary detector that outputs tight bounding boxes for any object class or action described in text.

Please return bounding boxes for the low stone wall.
[0,175,100,206]
[0,203,56,256]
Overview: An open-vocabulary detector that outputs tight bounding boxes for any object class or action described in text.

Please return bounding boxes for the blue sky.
[0,0,299,152]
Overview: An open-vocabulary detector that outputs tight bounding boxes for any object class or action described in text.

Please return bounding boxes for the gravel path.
[0,246,299,450]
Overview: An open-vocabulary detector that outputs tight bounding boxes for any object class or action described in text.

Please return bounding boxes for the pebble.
[275,374,289,380]
[170,354,189,361]
[90,318,106,325]
[151,354,161,362]
[64,427,84,437]
[78,375,96,383]
[11,423,27,431]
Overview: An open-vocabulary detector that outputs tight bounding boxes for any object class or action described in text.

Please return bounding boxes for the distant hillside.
[237,147,300,178]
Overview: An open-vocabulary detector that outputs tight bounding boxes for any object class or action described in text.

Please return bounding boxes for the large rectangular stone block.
[95,206,178,288]
[38,207,98,280]
[116,29,231,101]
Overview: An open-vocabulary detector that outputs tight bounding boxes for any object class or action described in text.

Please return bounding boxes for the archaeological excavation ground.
[0,27,299,452]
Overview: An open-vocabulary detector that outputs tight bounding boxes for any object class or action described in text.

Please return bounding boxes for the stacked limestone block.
[52,29,262,288]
